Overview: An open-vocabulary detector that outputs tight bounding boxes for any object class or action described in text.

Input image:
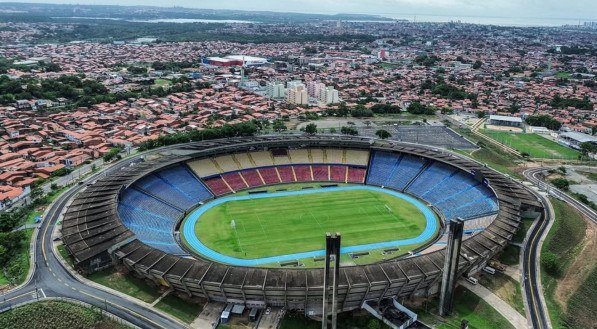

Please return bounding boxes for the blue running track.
[182,185,438,266]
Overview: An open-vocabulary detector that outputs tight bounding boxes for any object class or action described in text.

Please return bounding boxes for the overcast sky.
[5,0,597,20]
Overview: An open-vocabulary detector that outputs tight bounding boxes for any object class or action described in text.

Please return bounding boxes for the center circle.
[181,184,439,267]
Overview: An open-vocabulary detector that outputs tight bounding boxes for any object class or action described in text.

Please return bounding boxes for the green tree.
[340,126,359,135]
[272,119,287,132]
[375,129,391,139]
[304,123,318,135]
[550,178,570,190]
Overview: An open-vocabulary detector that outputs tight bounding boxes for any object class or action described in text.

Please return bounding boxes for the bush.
[541,251,561,277]
[550,177,570,190]
[340,126,359,136]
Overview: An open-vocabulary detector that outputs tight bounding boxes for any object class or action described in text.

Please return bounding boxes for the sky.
[4,0,597,21]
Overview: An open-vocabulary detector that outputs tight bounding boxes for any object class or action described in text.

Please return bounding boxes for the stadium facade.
[62,135,541,313]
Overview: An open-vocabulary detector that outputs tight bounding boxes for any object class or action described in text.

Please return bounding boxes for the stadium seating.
[312,165,329,181]
[347,167,366,183]
[310,149,325,163]
[366,151,498,220]
[156,165,213,204]
[258,167,281,184]
[277,166,296,183]
[326,149,344,164]
[214,155,240,172]
[250,151,275,167]
[233,153,254,170]
[222,172,248,191]
[384,155,427,190]
[187,158,221,177]
[406,162,456,196]
[330,165,347,182]
[204,176,233,196]
[241,169,264,187]
[366,151,400,186]
[293,165,312,181]
[118,188,186,254]
[345,149,370,166]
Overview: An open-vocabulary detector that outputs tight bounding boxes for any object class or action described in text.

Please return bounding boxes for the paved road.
[0,154,187,329]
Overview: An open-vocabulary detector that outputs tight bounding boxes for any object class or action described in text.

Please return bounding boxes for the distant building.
[266,82,286,99]
[318,86,340,105]
[488,115,523,127]
[377,49,388,60]
[286,84,309,105]
[307,81,325,98]
[558,131,597,150]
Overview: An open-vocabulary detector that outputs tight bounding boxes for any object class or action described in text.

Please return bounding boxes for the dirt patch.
[554,221,597,311]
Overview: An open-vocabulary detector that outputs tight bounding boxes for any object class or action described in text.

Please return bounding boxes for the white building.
[319,86,340,105]
[266,82,286,99]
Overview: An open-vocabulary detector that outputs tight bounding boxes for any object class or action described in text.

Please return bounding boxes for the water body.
[182,185,439,267]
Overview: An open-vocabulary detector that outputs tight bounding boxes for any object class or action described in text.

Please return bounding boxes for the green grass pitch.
[481,130,579,159]
[193,188,430,260]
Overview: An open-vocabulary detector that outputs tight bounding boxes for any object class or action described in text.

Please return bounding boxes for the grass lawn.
[453,128,523,179]
[578,171,597,182]
[57,244,74,268]
[155,294,203,324]
[512,217,536,244]
[153,78,171,87]
[0,300,128,329]
[541,198,588,328]
[481,130,579,159]
[0,229,33,287]
[88,269,161,303]
[498,245,520,266]
[479,272,525,315]
[280,310,388,329]
[415,286,515,329]
[193,187,431,259]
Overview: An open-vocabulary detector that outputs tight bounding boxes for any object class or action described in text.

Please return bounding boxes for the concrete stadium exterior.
[61,135,542,313]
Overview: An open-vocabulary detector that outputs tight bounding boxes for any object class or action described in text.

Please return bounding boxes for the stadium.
[61,135,540,314]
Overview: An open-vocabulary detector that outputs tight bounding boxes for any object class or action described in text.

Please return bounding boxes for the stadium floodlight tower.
[322,233,341,329]
[439,218,465,316]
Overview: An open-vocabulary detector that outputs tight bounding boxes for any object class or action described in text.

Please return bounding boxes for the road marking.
[38,288,46,299]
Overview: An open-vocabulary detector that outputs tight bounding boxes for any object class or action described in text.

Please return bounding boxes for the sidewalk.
[460,280,529,329]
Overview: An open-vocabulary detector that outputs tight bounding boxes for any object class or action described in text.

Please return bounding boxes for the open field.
[155,294,203,324]
[541,198,593,329]
[0,300,128,329]
[413,286,515,329]
[88,269,161,303]
[193,187,431,260]
[479,272,525,315]
[481,130,579,159]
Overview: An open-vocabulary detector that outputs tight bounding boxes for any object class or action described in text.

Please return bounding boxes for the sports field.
[191,186,432,261]
[482,130,579,159]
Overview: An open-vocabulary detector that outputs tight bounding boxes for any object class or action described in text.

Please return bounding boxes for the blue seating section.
[134,165,213,210]
[118,187,186,254]
[366,151,399,186]
[117,164,214,255]
[385,155,427,190]
[367,151,499,220]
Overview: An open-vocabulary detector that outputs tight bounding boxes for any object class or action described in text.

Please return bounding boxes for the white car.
[265,307,271,315]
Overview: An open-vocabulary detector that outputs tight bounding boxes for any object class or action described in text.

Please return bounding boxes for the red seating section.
[258,168,280,184]
[277,166,295,183]
[204,177,232,196]
[312,165,329,181]
[330,165,347,182]
[293,165,312,181]
[347,167,366,183]
[241,170,263,187]
[203,165,367,195]
[222,172,247,190]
